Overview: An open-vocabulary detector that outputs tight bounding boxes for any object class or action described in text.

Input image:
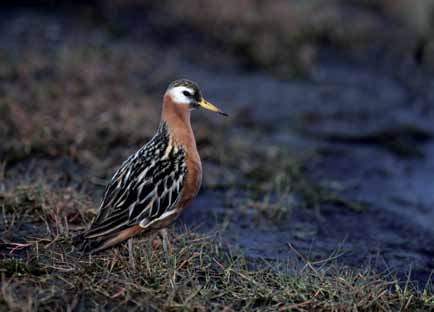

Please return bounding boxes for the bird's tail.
[72,232,107,254]
[72,225,143,254]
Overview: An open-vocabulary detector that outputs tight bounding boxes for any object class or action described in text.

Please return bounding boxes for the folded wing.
[81,124,187,243]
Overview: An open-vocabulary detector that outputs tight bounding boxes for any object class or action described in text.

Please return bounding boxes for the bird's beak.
[198,99,228,117]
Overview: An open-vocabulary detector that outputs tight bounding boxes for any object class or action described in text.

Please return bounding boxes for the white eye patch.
[168,86,194,104]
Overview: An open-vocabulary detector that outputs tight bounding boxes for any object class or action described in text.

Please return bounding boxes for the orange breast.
[178,149,202,209]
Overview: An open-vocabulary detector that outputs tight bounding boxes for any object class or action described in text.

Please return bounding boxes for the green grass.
[1,231,433,311]
[211,134,367,220]
[1,186,432,311]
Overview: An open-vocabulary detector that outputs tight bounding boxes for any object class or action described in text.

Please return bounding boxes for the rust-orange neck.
[161,94,195,148]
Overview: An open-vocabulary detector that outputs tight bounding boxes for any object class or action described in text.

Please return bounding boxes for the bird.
[74,79,227,267]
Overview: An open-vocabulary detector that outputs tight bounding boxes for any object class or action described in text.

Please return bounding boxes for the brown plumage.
[74,79,227,254]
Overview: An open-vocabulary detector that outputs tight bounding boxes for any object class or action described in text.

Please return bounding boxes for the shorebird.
[74,79,227,267]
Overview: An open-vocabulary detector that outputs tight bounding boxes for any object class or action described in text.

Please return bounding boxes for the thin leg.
[150,232,160,249]
[128,238,136,271]
[159,228,172,255]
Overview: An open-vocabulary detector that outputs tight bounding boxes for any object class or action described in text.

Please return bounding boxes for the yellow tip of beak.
[198,99,228,117]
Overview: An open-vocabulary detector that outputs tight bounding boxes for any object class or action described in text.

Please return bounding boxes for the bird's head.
[164,79,228,117]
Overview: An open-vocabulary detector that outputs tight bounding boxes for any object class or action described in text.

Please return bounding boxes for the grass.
[211,134,367,220]
[1,235,433,311]
[2,242,433,311]
[1,186,433,311]
[0,182,430,311]
[0,45,162,168]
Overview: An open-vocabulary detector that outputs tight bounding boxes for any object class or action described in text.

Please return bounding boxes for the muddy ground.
[181,62,434,283]
[1,3,433,301]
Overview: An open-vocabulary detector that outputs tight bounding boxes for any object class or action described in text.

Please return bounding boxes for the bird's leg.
[159,228,172,255]
[128,238,136,271]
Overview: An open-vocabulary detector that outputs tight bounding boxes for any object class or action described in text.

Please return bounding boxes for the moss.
[236,149,367,218]
[298,182,367,212]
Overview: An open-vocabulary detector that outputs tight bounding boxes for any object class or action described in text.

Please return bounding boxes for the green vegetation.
[1,187,432,311]
[206,133,367,219]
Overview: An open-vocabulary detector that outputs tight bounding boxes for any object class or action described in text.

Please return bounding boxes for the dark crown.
[168,79,202,99]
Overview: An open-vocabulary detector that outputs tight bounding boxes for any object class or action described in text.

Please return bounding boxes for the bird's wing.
[83,127,187,239]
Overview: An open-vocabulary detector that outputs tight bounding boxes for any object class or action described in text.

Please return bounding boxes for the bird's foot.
[128,238,136,271]
[159,228,172,256]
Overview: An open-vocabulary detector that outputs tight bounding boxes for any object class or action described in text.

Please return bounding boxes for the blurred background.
[1,0,434,284]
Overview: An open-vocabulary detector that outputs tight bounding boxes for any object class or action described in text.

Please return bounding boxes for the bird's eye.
[183,90,191,97]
